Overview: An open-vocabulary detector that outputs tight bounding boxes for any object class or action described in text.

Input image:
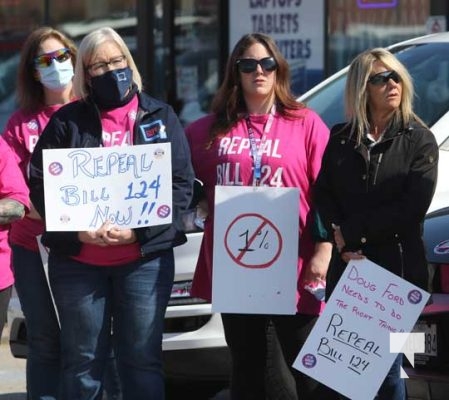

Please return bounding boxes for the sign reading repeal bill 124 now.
[42,143,172,231]
[293,259,429,400]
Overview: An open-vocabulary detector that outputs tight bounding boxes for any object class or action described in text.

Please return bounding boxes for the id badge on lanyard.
[245,104,275,186]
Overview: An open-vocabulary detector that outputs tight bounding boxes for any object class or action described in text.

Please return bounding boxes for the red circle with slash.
[224,213,282,269]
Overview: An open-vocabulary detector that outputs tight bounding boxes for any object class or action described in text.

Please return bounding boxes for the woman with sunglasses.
[185,33,335,399]
[28,27,194,400]
[3,26,122,400]
[1,26,77,400]
[314,48,438,399]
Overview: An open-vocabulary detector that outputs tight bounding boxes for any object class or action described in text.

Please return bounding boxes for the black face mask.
[90,67,134,109]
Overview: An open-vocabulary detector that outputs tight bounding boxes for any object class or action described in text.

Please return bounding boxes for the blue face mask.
[90,67,133,108]
[37,58,74,91]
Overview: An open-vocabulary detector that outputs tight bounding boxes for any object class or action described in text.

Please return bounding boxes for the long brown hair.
[208,33,304,144]
[17,26,77,112]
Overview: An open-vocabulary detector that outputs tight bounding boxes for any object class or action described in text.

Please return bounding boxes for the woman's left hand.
[101,226,137,246]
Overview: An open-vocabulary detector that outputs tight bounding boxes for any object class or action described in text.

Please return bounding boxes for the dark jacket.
[314,120,438,295]
[29,92,194,258]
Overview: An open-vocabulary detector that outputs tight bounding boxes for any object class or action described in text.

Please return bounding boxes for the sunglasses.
[367,70,401,86]
[236,57,277,73]
[34,48,71,68]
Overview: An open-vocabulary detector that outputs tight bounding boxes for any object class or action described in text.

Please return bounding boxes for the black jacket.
[29,92,194,257]
[314,120,438,295]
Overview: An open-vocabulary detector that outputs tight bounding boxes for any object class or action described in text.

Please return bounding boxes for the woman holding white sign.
[186,33,335,399]
[314,48,439,399]
[28,27,194,400]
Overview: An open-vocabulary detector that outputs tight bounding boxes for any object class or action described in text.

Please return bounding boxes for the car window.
[302,74,346,129]
[302,42,449,132]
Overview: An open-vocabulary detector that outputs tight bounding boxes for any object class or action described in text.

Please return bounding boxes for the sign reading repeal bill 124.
[42,143,172,231]
[293,259,430,400]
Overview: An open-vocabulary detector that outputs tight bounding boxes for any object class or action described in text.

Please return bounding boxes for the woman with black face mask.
[28,27,194,400]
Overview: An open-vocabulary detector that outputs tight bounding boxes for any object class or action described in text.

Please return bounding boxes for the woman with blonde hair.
[315,47,438,399]
[28,27,194,400]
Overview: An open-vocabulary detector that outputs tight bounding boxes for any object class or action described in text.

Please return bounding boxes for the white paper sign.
[42,143,172,231]
[293,259,430,399]
[212,186,299,315]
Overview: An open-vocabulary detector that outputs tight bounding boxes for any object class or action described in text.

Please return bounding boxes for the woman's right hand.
[78,221,112,246]
[341,250,365,263]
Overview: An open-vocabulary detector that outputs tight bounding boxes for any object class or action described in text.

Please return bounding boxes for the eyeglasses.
[34,48,71,68]
[367,70,401,86]
[87,55,127,75]
[236,57,277,73]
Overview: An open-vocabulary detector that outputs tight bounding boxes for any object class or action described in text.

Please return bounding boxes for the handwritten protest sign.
[293,259,430,399]
[42,143,172,231]
[212,185,298,315]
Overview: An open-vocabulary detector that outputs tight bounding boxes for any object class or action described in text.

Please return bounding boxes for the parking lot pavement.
[0,324,26,399]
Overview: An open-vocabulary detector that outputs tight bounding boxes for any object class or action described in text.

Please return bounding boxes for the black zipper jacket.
[29,92,194,258]
[314,120,438,294]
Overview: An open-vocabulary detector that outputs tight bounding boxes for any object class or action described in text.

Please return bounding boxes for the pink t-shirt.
[3,104,63,252]
[0,137,29,290]
[72,95,141,266]
[186,108,329,315]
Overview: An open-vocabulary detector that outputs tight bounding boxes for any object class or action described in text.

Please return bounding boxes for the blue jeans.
[331,354,406,400]
[12,245,61,400]
[48,250,174,400]
[377,354,406,400]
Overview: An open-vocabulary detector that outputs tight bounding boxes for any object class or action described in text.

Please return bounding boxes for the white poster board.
[293,259,430,399]
[42,143,172,231]
[212,186,299,315]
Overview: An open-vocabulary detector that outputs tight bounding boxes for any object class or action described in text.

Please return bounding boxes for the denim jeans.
[323,354,406,400]
[12,245,61,400]
[377,354,406,400]
[48,250,174,400]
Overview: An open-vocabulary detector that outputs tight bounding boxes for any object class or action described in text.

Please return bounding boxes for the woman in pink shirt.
[186,33,334,399]
[2,27,77,400]
[3,27,122,400]
[0,136,29,342]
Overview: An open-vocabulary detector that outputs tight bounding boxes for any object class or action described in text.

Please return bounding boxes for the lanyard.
[245,104,276,185]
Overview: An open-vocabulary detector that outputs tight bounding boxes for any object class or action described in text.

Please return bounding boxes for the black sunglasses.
[236,57,277,73]
[367,70,401,86]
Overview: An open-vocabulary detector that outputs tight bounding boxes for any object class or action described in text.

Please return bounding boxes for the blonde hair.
[73,26,142,100]
[345,47,424,143]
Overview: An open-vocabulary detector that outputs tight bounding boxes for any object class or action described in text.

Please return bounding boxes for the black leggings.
[221,313,339,400]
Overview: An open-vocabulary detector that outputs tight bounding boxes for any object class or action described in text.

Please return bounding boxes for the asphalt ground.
[0,324,26,399]
[0,324,229,400]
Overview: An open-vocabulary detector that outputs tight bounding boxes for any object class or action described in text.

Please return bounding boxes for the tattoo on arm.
[0,198,26,225]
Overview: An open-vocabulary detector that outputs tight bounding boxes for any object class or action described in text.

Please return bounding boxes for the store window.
[327,0,431,74]
[0,0,137,131]
[173,0,220,126]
